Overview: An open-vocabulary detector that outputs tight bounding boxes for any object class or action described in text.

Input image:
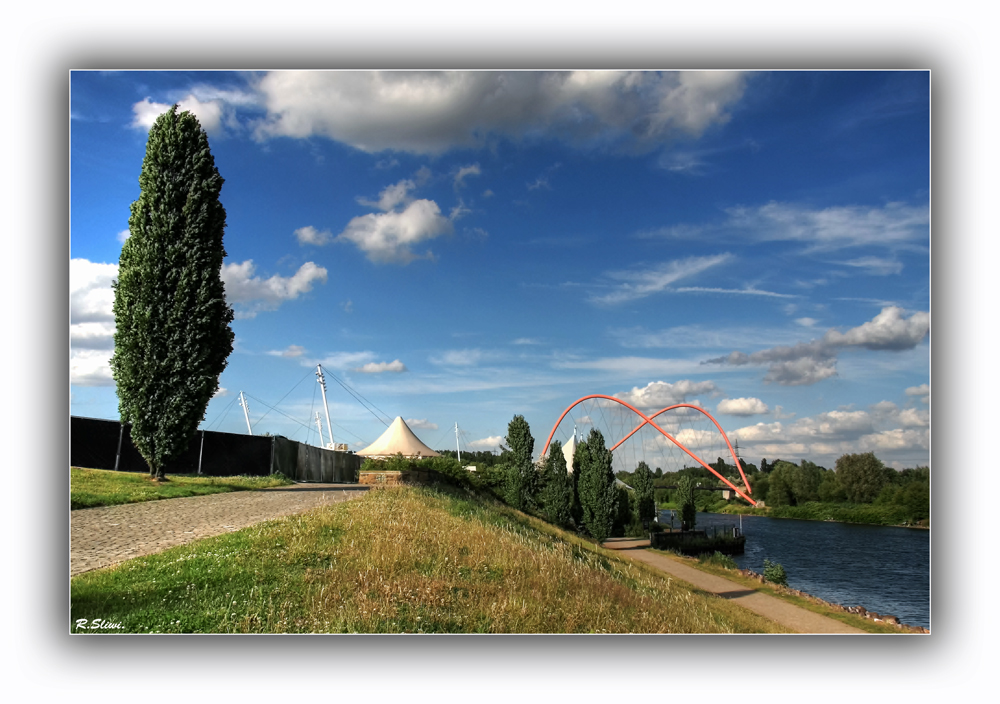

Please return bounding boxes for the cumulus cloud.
[704,306,929,385]
[716,397,770,416]
[354,360,407,373]
[906,383,930,404]
[131,85,258,135]
[614,380,718,410]
[213,387,229,398]
[731,406,929,468]
[337,198,452,264]
[468,435,504,451]
[406,418,438,430]
[221,260,328,318]
[294,226,334,246]
[590,253,733,305]
[132,95,224,134]
[70,259,118,386]
[252,71,747,154]
[357,179,416,211]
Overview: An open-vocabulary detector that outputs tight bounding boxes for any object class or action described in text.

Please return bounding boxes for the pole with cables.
[316,365,335,449]
[315,411,325,448]
[239,391,253,435]
[455,422,461,463]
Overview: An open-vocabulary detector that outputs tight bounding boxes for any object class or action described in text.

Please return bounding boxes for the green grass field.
[71,485,790,634]
[71,467,293,510]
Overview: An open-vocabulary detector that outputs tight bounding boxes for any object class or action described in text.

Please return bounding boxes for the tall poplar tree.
[111,106,234,479]
[577,429,618,543]
[503,414,536,510]
[632,460,656,525]
[539,439,573,528]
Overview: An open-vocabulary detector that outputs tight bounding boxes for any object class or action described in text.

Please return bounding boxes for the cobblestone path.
[70,484,369,576]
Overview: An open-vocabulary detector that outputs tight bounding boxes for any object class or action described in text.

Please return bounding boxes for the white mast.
[316,365,335,449]
[315,412,325,447]
[239,391,253,435]
[455,422,461,463]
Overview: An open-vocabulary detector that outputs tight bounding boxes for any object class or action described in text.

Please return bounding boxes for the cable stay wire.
[319,364,392,427]
[204,394,239,432]
[247,369,315,429]
[243,392,316,435]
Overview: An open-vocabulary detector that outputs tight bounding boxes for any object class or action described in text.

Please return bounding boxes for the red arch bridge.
[541,394,755,505]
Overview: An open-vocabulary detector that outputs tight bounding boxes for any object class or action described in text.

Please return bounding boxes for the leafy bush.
[762,558,788,586]
[699,551,738,570]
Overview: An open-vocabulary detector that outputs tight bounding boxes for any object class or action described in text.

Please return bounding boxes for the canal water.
[657,510,930,629]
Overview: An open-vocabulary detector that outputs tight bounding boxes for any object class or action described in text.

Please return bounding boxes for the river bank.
[714,501,929,528]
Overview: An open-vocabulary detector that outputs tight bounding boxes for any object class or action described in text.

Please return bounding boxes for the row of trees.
[616,450,928,523]
[464,416,657,543]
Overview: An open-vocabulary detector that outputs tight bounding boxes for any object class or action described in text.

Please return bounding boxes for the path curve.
[71,484,369,576]
[603,538,866,634]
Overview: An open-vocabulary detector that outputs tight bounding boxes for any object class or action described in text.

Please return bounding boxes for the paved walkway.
[71,483,369,576]
[602,538,866,634]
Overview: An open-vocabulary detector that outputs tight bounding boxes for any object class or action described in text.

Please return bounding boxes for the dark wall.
[70,416,359,480]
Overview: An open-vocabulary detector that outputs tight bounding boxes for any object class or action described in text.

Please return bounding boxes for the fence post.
[197,430,205,475]
[269,436,275,476]
[113,421,125,472]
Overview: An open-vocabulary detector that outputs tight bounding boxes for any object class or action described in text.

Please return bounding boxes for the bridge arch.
[542,394,755,505]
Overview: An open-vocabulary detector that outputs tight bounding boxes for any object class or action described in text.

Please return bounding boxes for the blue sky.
[70,70,929,469]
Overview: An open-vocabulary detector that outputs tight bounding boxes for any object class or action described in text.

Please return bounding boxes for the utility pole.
[316,365,334,449]
[315,412,325,447]
[455,422,461,463]
[239,391,253,435]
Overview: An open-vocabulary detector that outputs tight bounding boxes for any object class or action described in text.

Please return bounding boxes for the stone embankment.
[735,568,929,633]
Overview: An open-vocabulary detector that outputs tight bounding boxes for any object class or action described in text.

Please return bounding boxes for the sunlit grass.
[71,485,789,634]
[71,467,293,510]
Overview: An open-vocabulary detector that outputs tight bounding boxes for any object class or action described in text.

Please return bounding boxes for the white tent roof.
[357,417,441,458]
[562,434,577,474]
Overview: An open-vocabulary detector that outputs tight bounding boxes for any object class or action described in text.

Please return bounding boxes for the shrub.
[762,558,788,586]
[699,551,738,570]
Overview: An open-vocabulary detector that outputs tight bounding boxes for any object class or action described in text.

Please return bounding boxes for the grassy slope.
[71,485,790,634]
[71,467,292,510]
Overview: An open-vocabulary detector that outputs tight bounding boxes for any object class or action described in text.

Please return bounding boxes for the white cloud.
[454,164,481,189]
[213,387,229,398]
[221,260,328,318]
[357,179,416,211]
[432,349,483,367]
[252,71,747,154]
[117,229,130,243]
[905,383,930,404]
[406,418,438,430]
[840,256,904,275]
[70,259,118,386]
[795,317,818,327]
[294,226,334,246]
[731,406,929,468]
[704,306,929,385]
[267,345,306,358]
[354,360,407,373]
[724,201,928,252]
[468,435,504,451]
[590,253,733,305]
[614,380,718,410]
[716,397,770,416]
[337,199,452,265]
[132,95,224,134]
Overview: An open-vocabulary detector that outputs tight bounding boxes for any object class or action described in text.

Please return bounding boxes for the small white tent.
[357,417,441,458]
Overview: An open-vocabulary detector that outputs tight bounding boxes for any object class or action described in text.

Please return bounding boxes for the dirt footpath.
[70,484,369,576]
[603,538,866,634]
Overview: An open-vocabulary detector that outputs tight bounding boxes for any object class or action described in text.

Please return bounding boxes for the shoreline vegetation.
[714,501,930,528]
